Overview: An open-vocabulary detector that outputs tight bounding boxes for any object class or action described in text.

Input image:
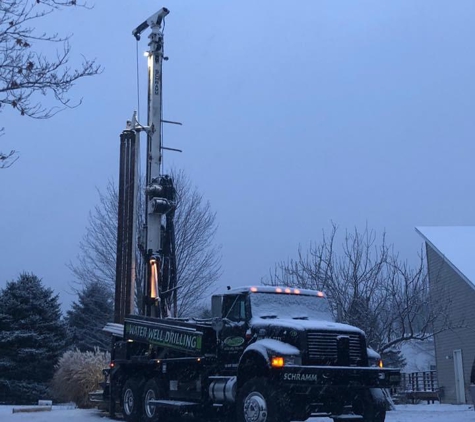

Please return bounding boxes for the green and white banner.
[124,319,203,353]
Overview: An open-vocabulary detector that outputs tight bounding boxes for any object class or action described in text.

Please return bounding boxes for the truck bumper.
[277,365,400,389]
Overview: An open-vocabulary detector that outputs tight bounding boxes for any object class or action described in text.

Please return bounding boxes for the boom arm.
[142,7,177,318]
[116,7,177,322]
[132,8,170,41]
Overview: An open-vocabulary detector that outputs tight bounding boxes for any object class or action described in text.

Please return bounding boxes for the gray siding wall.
[427,244,475,404]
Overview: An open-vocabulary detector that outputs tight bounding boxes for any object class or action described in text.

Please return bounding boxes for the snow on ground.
[0,405,103,422]
[384,404,473,422]
[0,403,473,422]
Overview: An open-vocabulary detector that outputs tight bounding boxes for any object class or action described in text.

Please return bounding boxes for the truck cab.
[209,286,399,422]
[213,286,369,369]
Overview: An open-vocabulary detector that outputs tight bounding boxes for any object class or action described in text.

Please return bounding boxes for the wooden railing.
[402,371,438,392]
[393,371,441,403]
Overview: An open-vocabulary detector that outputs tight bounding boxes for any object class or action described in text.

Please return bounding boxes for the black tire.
[122,378,143,422]
[353,389,386,422]
[195,404,233,422]
[236,377,287,422]
[143,378,171,422]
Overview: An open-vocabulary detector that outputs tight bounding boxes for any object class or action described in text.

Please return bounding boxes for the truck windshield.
[249,293,334,322]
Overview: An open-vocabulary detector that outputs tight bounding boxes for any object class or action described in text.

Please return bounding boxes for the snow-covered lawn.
[385,404,473,421]
[0,405,101,422]
[0,403,473,422]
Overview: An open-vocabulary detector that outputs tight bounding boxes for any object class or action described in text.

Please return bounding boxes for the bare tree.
[172,169,221,316]
[0,0,101,167]
[69,169,221,317]
[69,182,118,294]
[264,223,460,357]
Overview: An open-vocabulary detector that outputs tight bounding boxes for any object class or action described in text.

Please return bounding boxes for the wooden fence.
[393,371,441,403]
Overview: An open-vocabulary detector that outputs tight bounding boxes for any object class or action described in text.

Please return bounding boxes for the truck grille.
[306,331,364,366]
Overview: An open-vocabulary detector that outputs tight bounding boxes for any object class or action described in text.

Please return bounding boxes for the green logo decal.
[224,336,245,347]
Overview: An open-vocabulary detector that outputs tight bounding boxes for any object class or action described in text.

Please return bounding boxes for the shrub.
[51,348,110,408]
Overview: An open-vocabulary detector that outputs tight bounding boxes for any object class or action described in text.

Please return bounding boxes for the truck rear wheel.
[143,379,169,422]
[122,379,143,422]
[236,377,287,422]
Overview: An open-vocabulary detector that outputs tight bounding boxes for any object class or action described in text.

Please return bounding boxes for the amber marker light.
[250,287,258,292]
[317,291,325,297]
[284,288,291,294]
[294,289,301,294]
[276,288,283,293]
[379,360,384,368]
[271,357,285,368]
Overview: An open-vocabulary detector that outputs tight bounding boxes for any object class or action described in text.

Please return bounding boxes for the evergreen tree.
[66,281,113,352]
[0,273,67,404]
[381,349,407,370]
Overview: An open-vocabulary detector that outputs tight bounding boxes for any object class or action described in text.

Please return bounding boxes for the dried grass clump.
[51,348,110,408]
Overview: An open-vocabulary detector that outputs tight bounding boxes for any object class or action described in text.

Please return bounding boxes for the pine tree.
[66,281,113,352]
[0,273,67,404]
[381,349,407,369]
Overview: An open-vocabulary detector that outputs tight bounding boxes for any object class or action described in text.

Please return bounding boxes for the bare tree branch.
[69,170,221,318]
[171,169,222,316]
[263,224,463,359]
[0,0,101,165]
[0,149,18,168]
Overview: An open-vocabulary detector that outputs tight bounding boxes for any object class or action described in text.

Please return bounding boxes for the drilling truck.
[99,7,401,422]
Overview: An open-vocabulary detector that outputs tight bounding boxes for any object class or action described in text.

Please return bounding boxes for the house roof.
[415,226,475,290]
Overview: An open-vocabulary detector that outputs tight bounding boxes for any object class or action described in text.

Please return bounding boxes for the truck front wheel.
[236,378,287,422]
[352,389,386,422]
[122,379,143,422]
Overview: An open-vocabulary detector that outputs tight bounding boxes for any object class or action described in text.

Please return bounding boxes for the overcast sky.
[1,1,475,311]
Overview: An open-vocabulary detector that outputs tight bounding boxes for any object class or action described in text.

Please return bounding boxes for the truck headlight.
[271,355,302,367]
[284,355,302,366]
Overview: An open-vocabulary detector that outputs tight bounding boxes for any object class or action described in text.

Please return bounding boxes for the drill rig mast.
[115,7,177,323]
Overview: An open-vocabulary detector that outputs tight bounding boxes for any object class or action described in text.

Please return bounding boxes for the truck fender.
[242,338,300,364]
[237,339,300,386]
[369,387,386,405]
[240,342,271,366]
[237,350,269,387]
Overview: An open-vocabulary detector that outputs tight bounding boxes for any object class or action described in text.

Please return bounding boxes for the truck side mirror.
[212,318,224,333]
[211,295,223,318]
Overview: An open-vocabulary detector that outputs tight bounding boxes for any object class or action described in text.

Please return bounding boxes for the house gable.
[424,242,475,404]
[416,226,475,292]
